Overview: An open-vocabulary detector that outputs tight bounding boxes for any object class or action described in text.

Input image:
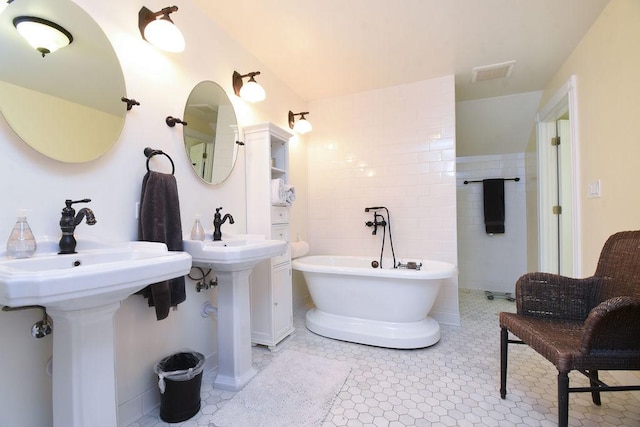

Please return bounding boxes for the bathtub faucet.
[364,206,396,268]
[365,212,387,235]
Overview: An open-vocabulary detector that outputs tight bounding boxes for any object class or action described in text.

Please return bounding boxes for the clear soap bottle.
[190,215,205,241]
[6,212,37,259]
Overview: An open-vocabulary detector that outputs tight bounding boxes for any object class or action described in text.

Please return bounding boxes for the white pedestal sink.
[0,237,192,427]
[183,234,286,391]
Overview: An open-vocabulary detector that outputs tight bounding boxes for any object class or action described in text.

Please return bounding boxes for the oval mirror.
[183,81,239,184]
[0,0,127,163]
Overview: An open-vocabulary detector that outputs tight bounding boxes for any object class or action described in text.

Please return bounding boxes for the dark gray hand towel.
[483,179,505,234]
[137,170,186,320]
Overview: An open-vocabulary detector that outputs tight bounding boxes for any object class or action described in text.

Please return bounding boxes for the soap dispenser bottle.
[190,215,205,241]
[6,211,37,259]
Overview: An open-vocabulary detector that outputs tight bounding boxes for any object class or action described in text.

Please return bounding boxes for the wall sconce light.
[138,6,185,53]
[13,16,73,57]
[288,111,312,134]
[232,71,266,103]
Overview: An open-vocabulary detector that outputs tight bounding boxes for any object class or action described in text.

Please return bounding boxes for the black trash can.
[154,350,205,423]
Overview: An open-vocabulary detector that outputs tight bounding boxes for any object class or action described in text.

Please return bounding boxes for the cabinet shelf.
[271,167,286,178]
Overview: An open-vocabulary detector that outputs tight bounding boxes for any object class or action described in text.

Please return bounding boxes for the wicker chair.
[499,230,640,427]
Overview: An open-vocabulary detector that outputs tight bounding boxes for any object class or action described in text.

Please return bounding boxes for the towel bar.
[464,177,519,185]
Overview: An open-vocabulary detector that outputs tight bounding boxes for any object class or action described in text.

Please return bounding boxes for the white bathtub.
[292,255,457,349]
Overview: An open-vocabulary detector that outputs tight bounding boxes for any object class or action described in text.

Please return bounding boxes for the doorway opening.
[536,75,580,276]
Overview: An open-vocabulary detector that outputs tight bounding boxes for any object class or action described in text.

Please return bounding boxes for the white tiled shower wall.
[456,153,527,293]
[307,76,460,325]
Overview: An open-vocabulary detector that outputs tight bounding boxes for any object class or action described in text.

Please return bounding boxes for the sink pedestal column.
[213,269,257,391]
[48,302,121,427]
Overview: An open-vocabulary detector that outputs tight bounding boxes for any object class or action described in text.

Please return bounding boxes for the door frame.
[536,75,581,275]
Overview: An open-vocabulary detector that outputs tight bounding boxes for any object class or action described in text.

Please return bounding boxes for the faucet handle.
[215,207,223,213]
[65,198,91,207]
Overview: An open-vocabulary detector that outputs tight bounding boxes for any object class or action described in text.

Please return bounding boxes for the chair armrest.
[516,272,603,320]
[581,296,640,353]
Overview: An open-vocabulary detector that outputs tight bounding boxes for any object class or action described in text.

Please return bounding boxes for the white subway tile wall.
[307,76,459,324]
[456,153,528,293]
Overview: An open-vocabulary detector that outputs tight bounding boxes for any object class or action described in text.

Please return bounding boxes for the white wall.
[307,76,460,326]
[456,154,527,293]
[0,1,307,426]
[535,0,640,272]
[455,91,542,157]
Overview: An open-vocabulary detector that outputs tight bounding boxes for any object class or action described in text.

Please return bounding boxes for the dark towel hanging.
[137,170,186,320]
[483,179,505,234]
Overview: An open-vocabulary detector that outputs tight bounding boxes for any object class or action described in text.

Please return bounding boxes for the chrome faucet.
[213,207,234,241]
[59,198,97,254]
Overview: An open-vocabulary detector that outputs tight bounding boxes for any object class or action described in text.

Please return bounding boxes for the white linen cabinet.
[244,123,295,349]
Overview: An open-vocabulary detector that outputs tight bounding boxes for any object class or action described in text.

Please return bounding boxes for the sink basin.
[0,235,191,427]
[0,235,192,310]
[183,233,287,271]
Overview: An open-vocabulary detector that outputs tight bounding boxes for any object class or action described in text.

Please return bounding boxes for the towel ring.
[144,147,175,175]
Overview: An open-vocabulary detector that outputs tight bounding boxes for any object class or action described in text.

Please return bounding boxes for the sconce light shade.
[138,6,185,53]
[288,111,312,134]
[233,71,266,103]
[13,16,73,57]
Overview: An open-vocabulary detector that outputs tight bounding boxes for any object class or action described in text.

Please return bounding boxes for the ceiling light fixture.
[288,111,312,134]
[138,6,185,53]
[13,16,73,57]
[233,71,266,103]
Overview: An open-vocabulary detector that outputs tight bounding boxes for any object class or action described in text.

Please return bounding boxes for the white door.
[537,76,580,275]
[557,120,573,275]
[189,141,205,179]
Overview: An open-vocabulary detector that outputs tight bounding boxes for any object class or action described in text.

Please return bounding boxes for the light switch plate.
[588,180,601,198]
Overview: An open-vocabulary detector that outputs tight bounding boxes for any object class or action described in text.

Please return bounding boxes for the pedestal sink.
[0,236,192,427]
[183,234,286,391]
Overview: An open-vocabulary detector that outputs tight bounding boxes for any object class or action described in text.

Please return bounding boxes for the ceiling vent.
[471,60,516,83]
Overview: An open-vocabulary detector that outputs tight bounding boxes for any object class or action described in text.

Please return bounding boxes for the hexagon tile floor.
[129,289,640,426]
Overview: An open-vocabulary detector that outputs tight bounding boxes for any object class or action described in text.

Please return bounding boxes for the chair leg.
[589,370,602,406]
[500,327,508,399]
[558,372,569,427]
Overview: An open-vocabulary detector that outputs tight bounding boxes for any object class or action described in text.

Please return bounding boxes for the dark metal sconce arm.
[288,110,310,129]
[233,70,261,96]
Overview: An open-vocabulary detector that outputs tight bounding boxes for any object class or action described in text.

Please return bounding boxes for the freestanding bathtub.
[292,255,457,349]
